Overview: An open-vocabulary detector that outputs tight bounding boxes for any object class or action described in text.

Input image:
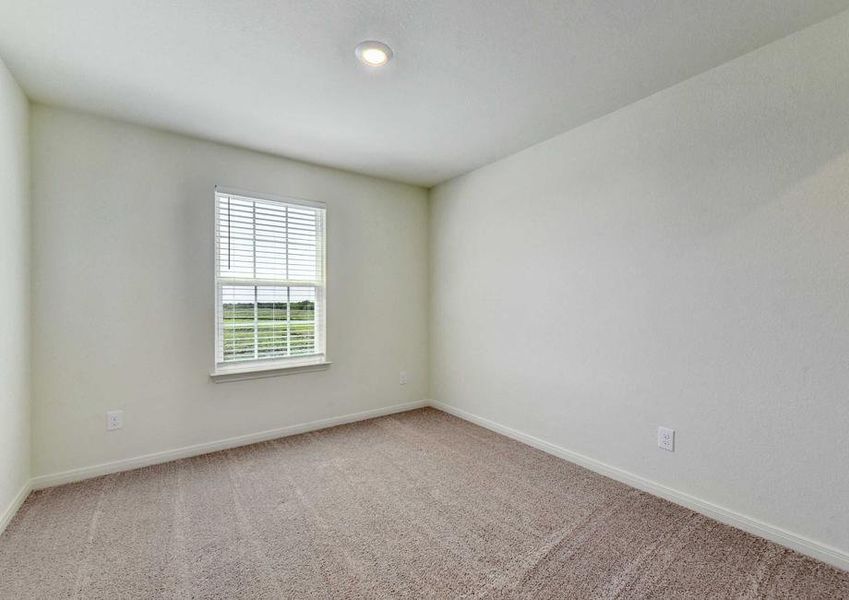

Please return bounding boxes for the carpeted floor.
[1,408,847,599]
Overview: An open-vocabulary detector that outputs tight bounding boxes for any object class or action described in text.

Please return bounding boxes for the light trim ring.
[355,41,393,67]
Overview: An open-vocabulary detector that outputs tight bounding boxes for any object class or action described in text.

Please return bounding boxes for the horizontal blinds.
[215,192,325,365]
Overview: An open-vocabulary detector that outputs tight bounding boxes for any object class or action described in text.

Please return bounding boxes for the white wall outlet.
[106,410,123,431]
[657,426,674,452]
[399,371,409,385]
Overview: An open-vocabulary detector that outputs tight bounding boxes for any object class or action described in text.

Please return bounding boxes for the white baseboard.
[0,480,32,536]
[429,400,849,573]
[31,400,428,490]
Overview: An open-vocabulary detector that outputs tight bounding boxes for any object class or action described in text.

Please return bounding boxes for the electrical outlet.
[657,426,674,452]
[399,371,409,385]
[106,410,123,431]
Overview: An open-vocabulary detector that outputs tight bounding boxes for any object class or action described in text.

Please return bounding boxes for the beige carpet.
[1,408,847,599]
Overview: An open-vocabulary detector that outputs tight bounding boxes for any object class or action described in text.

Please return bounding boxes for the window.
[213,187,326,377]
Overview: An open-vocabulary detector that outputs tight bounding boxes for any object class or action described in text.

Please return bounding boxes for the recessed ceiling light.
[355,41,393,67]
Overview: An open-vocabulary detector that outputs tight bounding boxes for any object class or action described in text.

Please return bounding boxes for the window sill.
[210,358,332,383]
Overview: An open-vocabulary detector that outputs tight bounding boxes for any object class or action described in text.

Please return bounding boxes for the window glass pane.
[256,286,289,358]
[220,285,317,362]
[288,287,316,356]
[221,285,256,362]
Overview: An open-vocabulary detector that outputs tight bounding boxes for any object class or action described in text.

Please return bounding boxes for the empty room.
[1,1,848,598]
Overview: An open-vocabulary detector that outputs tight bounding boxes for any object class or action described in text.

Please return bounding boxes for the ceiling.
[1,1,847,187]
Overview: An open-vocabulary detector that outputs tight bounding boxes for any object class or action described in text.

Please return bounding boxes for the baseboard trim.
[429,400,849,573]
[31,400,428,490]
[0,480,32,536]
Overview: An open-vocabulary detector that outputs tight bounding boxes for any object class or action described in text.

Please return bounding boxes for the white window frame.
[210,186,329,381]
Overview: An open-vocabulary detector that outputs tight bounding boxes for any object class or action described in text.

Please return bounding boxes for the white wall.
[0,57,30,522]
[430,11,849,556]
[31,106,429,478]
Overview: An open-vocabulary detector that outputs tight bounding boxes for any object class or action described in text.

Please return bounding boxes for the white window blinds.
[214,188,326,372]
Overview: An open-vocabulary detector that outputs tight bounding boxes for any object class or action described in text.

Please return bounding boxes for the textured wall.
[31,106,429,476]
[0,56,30,524]
[430,12,849,555]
